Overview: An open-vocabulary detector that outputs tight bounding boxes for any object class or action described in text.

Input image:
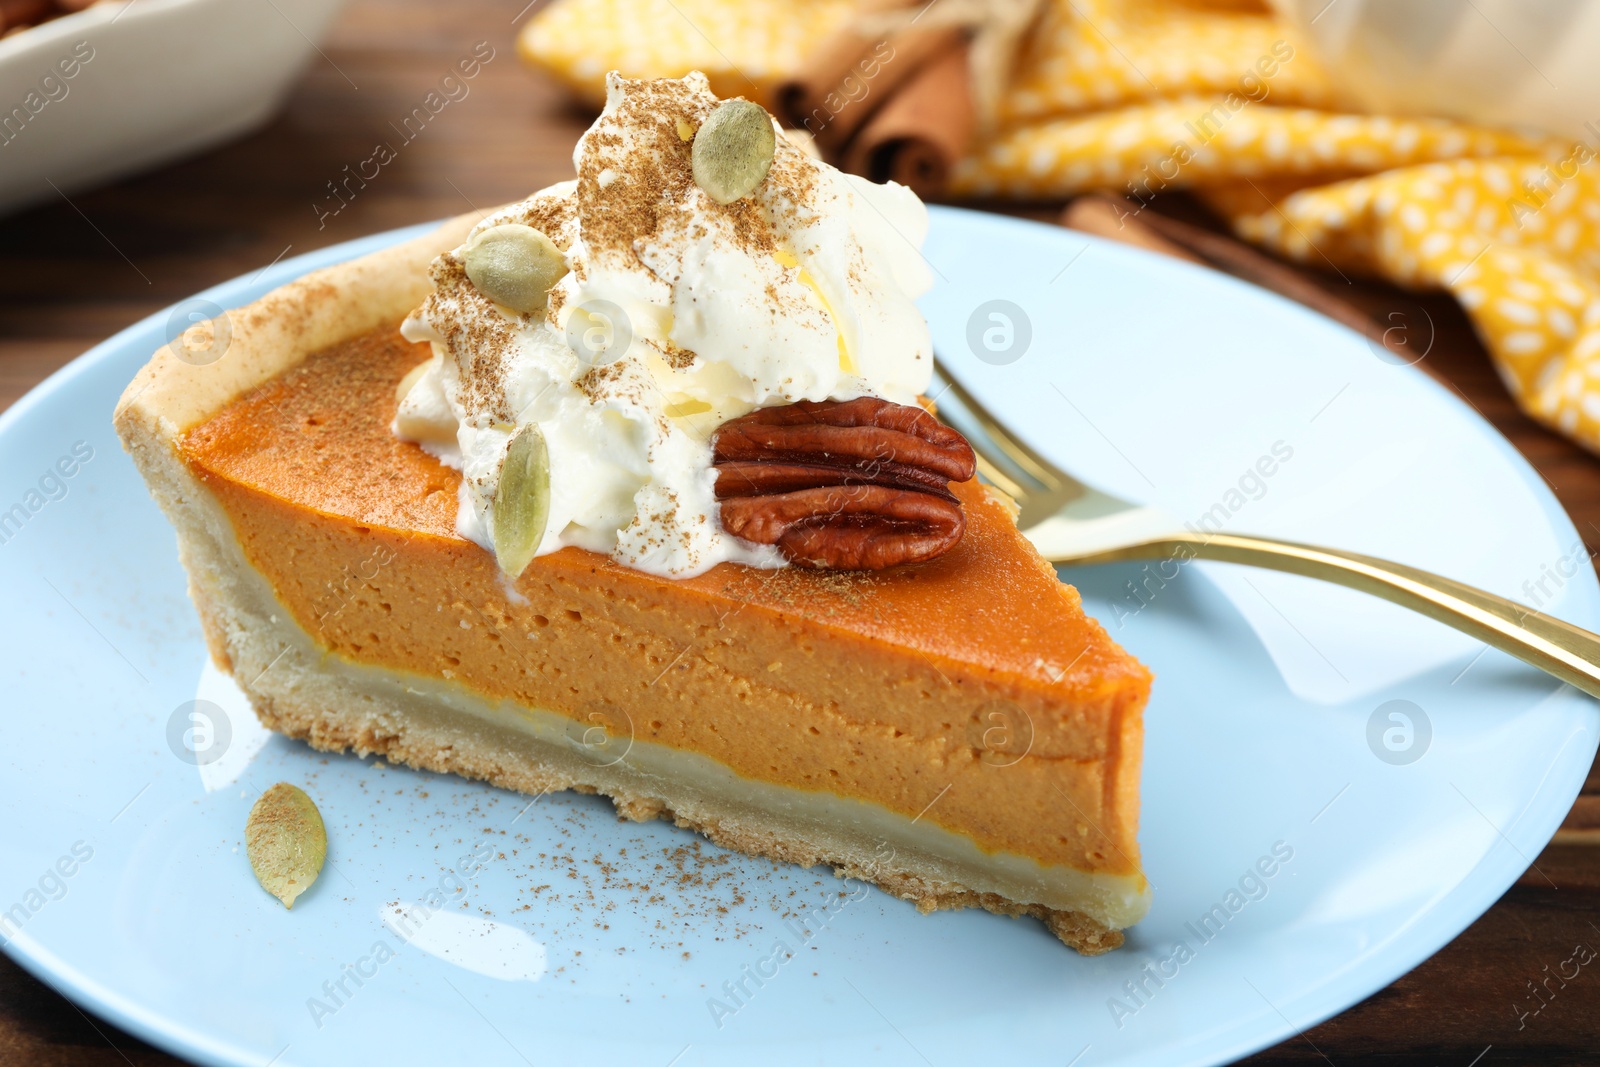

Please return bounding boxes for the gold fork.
[931,357,1600,700]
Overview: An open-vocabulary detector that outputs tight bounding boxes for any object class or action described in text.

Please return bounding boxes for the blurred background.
[1,0,1598,1062]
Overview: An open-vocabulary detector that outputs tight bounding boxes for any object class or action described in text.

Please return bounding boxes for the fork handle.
[1064,532,1600,700]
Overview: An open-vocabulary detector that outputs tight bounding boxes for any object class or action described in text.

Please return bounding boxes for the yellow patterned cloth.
[521,0,1600,452]
[518,0,858,108]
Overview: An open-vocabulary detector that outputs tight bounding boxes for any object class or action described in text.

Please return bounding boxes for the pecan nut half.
[712,397,977,569]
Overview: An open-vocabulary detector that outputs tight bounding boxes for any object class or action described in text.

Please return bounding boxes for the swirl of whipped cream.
[396,71,934,578]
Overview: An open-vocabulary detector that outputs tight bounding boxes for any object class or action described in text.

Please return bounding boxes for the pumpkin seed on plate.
[245,782,326,910]
[493,422,551,578]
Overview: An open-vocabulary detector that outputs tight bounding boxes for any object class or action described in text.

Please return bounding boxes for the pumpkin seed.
[245,783,326,910]
[462,224,567,314]
[493,422,551,577]
[691,100,776,205]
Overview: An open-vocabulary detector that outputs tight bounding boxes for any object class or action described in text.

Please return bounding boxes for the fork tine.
[928,359,1041,503]
[956,427,1033,505]
[931,355,1078,492]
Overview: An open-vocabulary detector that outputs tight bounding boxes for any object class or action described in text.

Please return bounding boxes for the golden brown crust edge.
[112,210,485,446]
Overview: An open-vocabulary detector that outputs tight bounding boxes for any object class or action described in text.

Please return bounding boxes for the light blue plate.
[1,207,1594,1067]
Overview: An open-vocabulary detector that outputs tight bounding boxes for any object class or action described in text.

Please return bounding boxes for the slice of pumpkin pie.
[115,73,1151,952]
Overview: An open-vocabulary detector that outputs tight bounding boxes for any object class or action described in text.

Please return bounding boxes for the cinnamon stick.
[842,39,974,198]
[775,20,964,153]
[773,0,915,128]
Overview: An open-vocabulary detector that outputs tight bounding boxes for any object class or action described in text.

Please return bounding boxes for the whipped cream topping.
[396,72,934,578]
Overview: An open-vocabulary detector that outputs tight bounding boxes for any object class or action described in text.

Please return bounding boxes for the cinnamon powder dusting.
[576,76,816,274]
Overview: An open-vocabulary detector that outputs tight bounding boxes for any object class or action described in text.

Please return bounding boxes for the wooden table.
[1,1,1595,1062]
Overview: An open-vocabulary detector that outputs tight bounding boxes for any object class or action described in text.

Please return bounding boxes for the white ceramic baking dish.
[0,0,347,215]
